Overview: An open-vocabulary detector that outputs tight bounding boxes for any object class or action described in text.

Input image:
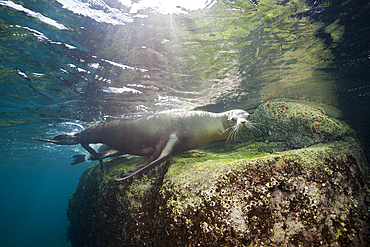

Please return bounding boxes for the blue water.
[0,123,92,247]
[1,0,369,246]
[0,160,81,247]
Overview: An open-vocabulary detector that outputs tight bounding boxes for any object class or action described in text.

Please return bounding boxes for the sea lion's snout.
[239,118,251,130]
[236,113,251,129]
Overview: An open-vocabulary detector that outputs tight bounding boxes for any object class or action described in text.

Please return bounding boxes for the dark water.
[0,0,369,246]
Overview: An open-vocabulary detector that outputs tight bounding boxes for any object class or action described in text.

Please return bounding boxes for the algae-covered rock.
[67,99,370,246]
[158,137,369,246]
[253,99,355,149]
[67,156,170,246]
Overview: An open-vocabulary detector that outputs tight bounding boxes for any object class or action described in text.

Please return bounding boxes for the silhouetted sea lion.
[32,110,251,180]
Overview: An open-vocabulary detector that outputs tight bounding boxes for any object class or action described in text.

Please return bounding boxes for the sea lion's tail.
[32,134,79,145]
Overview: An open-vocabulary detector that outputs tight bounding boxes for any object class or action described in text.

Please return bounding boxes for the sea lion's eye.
[230,117,236,123]
[247,115,251,121]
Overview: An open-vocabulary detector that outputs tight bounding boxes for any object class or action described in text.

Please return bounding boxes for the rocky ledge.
[67,99,370,246]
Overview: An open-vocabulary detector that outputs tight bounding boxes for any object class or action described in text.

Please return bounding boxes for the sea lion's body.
[77,111,245,156]
[33,110,251,180]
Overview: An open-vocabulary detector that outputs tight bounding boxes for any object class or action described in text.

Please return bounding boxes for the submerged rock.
[67,99,370,246]
[252,99,355,149]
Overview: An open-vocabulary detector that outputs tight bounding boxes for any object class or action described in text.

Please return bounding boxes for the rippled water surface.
[0,0,369,246]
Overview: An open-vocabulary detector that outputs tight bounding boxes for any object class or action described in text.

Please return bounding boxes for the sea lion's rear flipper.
[71,155,87,165]
[32,134,79,145]
[116,134,180,181]
[70,148,123,165]
[80,143,106,172]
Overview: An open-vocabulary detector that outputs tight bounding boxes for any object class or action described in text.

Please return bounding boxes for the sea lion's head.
[222,109,252,141]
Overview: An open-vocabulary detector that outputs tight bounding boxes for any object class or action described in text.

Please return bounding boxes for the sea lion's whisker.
[222,126,234,135]
[226,132,232,145]
[250,124,262,135]
[226,129,234,145]
[225,125,236,144]
[234,126,240,144]
[251,122,267,127]
[226,125,239,146]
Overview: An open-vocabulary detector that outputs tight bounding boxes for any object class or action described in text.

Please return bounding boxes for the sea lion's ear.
[116,134,180,181]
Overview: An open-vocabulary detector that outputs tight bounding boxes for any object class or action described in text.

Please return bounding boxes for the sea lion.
[32,109,252,180]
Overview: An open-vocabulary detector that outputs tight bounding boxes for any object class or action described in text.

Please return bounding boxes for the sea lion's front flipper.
[116,134,180,181]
